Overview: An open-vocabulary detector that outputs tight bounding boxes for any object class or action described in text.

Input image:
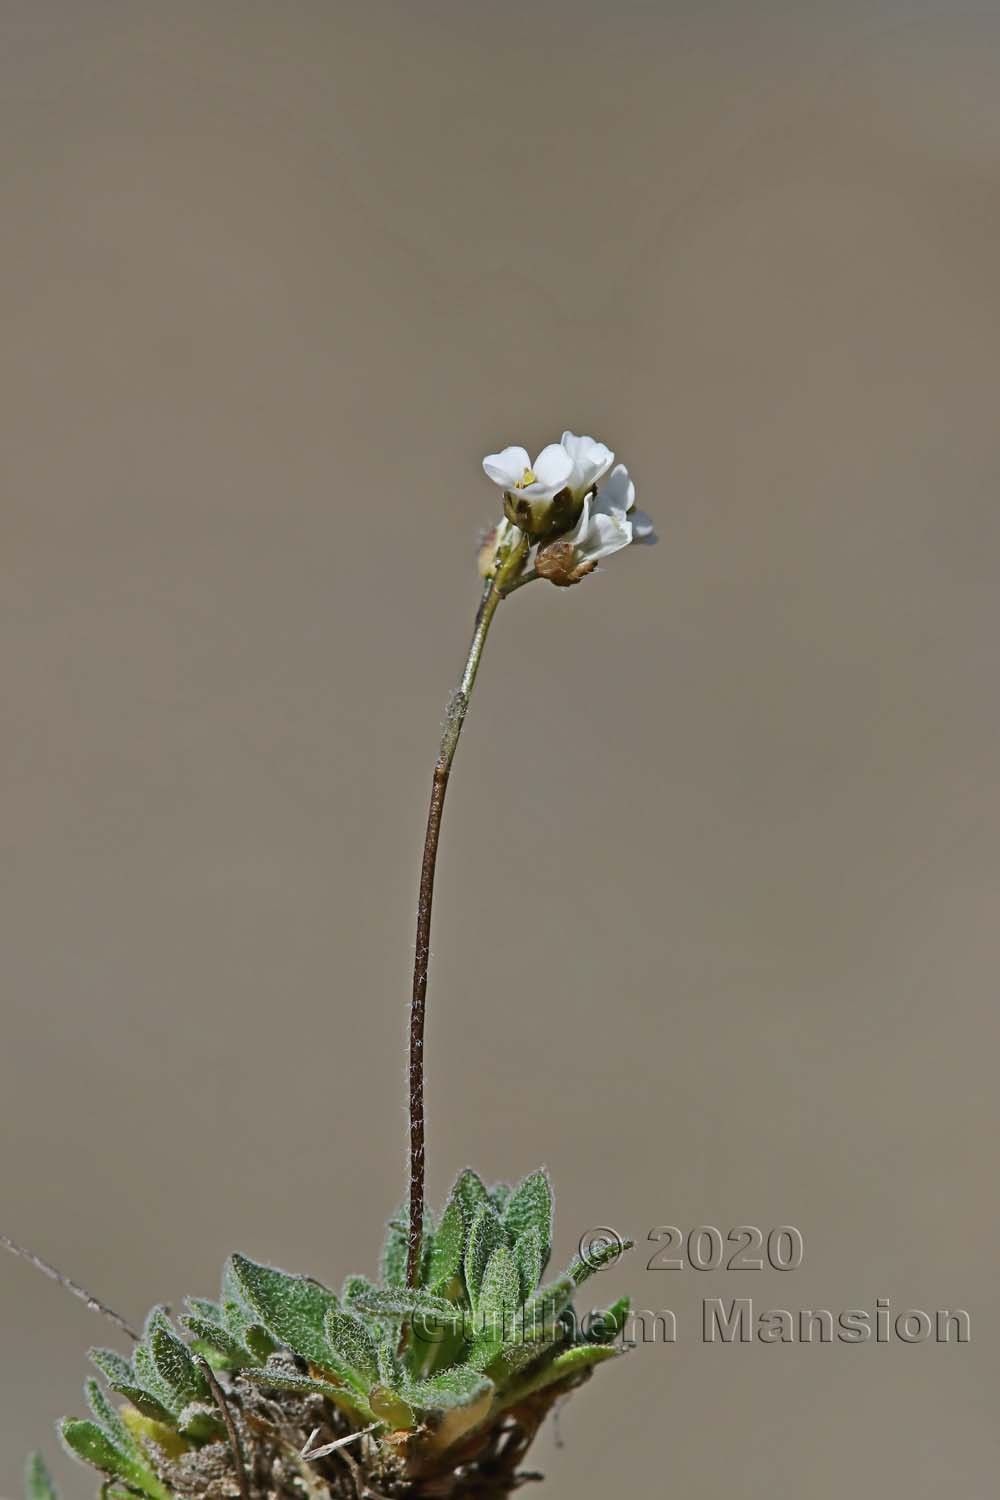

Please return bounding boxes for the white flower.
[599,463,657,548]
[559,431,615,500]
[482,431,617,541]
[535,462,656,586]
[482,443,574,503]
[481,441,578,540]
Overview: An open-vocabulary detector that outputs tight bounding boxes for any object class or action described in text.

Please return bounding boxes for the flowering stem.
[406,530,530,1288]
[499,565,538,596]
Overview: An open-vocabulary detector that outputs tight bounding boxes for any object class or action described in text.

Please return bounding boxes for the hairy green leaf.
[132,1344,181,1418]
[228,1255,337,1369]
[181,1315,254,1367]
[84,1378,139,1459]
[58,1420,169,1500]
[376,1332,404,1390]
[566,1236,634,1286]
[340,1275,379,1306]
[220,1263,276,1361]
[464,1204,506,1312]
[106,1382,175,1426]
[150,1324,208,1407]
[354,1286,466,1332]
[469,1245,520,1370]
[380,1214,408,1288]
[502,1171,552,1259]
[452,1168,491,1229]
[519,1275,576,1340]
[177,1402,223,1441]
[185,1297,223,1325]
[325,1308,378,1388]
[488,1182,512,1213]
[25,1454,57,1500]
[241,1364,373,1424]
[368,1384,415,1429]
[427,1193,464,1292]
[403,1367,494,1413]
[88,1349,134,1391]
[143,1307,173,1343]
[513,1228,543,1303]
[585,1296,630,1344]
[504,1342,621,1404]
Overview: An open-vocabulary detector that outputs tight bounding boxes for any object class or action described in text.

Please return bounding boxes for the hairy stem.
[0,1233,138,1341]
[406,530,530,1287]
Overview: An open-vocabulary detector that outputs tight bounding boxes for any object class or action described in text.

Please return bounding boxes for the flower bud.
[534,538,597,587]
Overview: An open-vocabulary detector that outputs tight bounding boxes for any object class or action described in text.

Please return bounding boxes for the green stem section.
[406,530,530,1288]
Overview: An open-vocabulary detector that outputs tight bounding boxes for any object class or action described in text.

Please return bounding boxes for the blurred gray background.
[2,1,998,1494]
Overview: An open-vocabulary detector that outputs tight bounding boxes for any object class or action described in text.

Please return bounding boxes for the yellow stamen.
[513,467,536,489]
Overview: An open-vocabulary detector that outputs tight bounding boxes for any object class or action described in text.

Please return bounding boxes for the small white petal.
[561,431,615,496]
[566,493,593,547]
[601,463,635,515]
[583,509,632,563]
[531,443,574,489]
[482,446,530,489]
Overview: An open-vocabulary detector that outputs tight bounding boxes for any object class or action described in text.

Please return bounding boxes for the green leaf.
[185,1297,223,1325]
[85,1378,140,1459]
[380,1213,408,1288]
[181,1315,255,1367]
[177,1402,224,1441]
[488,1182,512,1213]
[464,1204,506,1312]
[367,1385,415,1429]
[469,1245,520,1369]
[403,1367,494,1413]
[221,1263,276,1361]
[585,1296,630,1344]
[375,1332,404,1390]
[427,1193,464,1292]
[354,1286,466,1333]
[519,1275,576,1340]
[566,1236,634,1286]
[25,1454,57,1500]
[324,1308,378,1389]
[89,1349,134,1390]
[452,1168,491,1229]
[503,1343,621,1404]
[340,1275,379,1306]
[513,1228,543,1303]
[143,1306,173,1342]
[58,1421,169,1500]
[502,1171,552,1261]
[228,1254,337,1369]
[105,1382,175,1426]
[132,1344,181,1418]
[241,1364,373,1424]
[150,1324,209,1406]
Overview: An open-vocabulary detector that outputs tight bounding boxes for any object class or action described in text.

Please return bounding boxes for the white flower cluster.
[482,431,656,585]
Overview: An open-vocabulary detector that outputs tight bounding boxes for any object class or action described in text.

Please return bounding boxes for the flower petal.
[482,446,530,489]
[600,463,635,514]
[531,443,574,489]
[583,508,632,562]
[561,432,614,495]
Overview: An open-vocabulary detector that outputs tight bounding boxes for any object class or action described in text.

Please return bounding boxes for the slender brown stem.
[199,1359,252,1500]
[0,1232,138,1341]
[406,534,529,1287]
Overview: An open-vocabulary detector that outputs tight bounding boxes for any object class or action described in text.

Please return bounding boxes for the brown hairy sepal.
[534,539,596,587]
